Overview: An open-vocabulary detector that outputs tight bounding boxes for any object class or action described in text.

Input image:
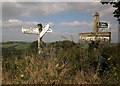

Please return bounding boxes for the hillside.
[2,40,120,84]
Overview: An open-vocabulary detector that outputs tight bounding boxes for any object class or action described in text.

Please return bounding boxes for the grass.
[2,40,120,84]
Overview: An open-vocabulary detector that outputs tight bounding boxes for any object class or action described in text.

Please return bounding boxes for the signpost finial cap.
[37,23,43,32]
[94,12,99,16]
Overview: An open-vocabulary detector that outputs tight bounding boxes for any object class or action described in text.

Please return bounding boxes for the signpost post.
[93,12,100,33]
[37,23,42,54]
[94,12,100,61]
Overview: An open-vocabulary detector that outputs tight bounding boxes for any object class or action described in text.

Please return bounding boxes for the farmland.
[1,40,120,84]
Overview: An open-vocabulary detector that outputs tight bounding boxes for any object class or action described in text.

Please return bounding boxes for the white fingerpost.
[22,23,52,54]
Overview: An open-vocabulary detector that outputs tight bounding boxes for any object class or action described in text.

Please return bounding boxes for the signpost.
[22,23,52,54]
[79,12,111,62]
[99,22,109,29]
[79,12,111,43]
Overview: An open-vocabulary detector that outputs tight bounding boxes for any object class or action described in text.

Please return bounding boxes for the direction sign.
[99,22,109,28]
[22,24,52,38]
[79,32,111,43]
[22,27,39,35]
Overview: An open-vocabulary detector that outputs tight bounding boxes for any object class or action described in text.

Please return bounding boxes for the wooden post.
[93,12,99,33]
[37,23,42,54]
[38,31,41,54]
[93,12,100,61]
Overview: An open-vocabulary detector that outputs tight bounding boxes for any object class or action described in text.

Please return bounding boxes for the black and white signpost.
[22,23,53,54]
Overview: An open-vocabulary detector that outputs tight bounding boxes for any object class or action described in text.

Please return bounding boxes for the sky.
[1,1,119,43]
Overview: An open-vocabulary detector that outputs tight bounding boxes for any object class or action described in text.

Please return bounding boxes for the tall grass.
[2,40,120,84]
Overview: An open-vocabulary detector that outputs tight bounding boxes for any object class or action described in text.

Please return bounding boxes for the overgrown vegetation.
[2,40,120,84]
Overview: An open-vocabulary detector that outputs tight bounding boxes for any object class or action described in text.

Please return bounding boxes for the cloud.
[100,6,116,17]
[59,21,92,27]
[2,0,101,2]
[2,2,114,20]
[2,19,92,30]
[2,19,37,29]
[2,2,118,43]
[2,2,68,20]
[86,3,115,17]
[2,19,53,29]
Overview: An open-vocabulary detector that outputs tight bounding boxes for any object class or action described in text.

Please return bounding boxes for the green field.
[2,42,30,50]
[15,43,30,50]
[2,44,18,48]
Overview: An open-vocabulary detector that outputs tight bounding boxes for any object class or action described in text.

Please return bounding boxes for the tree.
[100,0,120,24]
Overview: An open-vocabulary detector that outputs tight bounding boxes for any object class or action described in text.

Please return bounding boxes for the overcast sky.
[1,1,119,43]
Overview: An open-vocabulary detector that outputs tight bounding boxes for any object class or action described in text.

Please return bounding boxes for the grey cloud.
[2,2,117,29]
[2,2,114,21]
[59,21,92,27]
[2,2,68,20]
[2,19,38,29]
[2,2,45,20]
[2,19,54,29]
[2,2,24,20]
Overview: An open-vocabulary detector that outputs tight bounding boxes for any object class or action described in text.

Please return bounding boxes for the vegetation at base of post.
[2,40,120,84]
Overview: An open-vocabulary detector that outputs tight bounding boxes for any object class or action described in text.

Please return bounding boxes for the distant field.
[2,44,18,48]
[15,43,30,50]
[2,42,31,50]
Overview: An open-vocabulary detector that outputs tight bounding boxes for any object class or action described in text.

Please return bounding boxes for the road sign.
[22,27,39,35]
[22,24,52,38]
[79,32,111,43]
[99,22,109,28]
